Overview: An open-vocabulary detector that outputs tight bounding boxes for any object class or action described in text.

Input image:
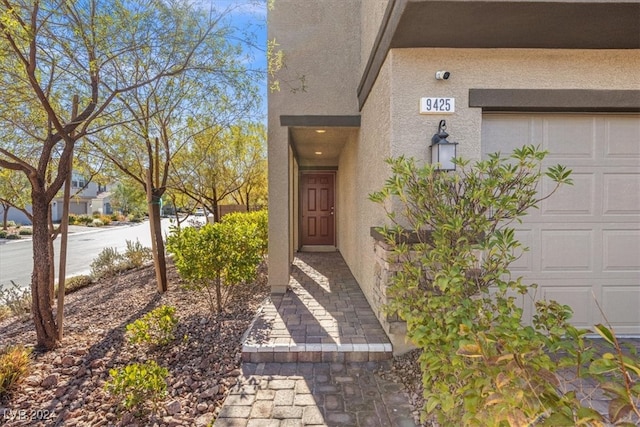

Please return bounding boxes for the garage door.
[69,201,88,215]
[482,114,640,334]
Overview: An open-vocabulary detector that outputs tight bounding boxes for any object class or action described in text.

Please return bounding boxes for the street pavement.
[0,218,173,291]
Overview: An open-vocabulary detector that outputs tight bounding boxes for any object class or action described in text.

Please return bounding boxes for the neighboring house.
[268,0,640,350]
[0,175,113,224]
[0,205,31,226]
[51,176,112,221]
[91,185,113,216]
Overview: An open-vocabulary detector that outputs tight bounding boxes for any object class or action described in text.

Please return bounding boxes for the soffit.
[358,0,640,108]
[393,1,640,50]
[289,127,358,166]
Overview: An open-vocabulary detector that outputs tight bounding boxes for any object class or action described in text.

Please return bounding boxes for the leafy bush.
[92,218,104,227]
[166,216,263,313]
[370,146,578,425]
[585,324,640,425]
[126,305,178,347]
[77,214,93,225]
[17,228,32,235]
[68,214,78,225]
[124,239,152,268]
[0,345,31,398]
[0,230,7,238]
[5,234,20,240]
[5,220,16,227]
[128,213,144,223]
[104,360,168,413]
[99,215,112,225]
[0,281,31,320]
[90,247,127,279]
[62,275,93,294]
[222,210,268,256]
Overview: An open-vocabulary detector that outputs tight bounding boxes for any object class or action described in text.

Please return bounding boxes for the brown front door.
[301,172,335,246]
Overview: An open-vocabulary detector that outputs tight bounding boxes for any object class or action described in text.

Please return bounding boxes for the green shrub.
[370,146,580,425]
[90,247,127,279]
[92,211,101,217]
[126,305,178,347]
[5,234,20,240]
[0,345,31,398]
[104,360,168,412]
[92,218,104,227]
[18,228,32,236]
[79,215,94,225]
[0,281,31,319]
[99,215,112,225]
[128,213,144,223]
[166,218,262,314]
[222,210,268,256]
[110,213,119,221]
[124,239,152,268]
[0,230,7,238]
[585,324,640,425]
[62,275,93,294]
[68,214,78,225]
[5,220,16,227]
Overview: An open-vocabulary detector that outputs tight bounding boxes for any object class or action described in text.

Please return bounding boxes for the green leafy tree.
[110,181,147,217]
[231,124,268,210]
[171,122,266,222]
[370,145,579,425]
[0,0,232,349]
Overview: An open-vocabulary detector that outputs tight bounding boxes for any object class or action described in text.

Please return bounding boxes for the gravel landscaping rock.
[0,260,268,426]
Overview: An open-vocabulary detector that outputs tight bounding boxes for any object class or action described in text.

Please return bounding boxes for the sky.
[203,0,269,120]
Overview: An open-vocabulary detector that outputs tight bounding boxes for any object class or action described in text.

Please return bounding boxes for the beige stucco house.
[268,0,640,350]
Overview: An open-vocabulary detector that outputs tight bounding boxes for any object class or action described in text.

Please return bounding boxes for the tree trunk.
[31,190,59,350]
[147,185,168,293]
[215,273,222,313]
[2,204,8,230]
[48,210,56,306]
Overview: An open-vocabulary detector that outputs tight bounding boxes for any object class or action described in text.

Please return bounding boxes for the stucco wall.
[338,57,392,323]
[340,47,640,351]
[268,0,363,292]
[389,48,640,164]
[268,0,361,116]
[360,0,390,77]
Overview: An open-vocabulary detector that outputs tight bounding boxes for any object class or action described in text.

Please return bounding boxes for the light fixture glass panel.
[439,143,457,171]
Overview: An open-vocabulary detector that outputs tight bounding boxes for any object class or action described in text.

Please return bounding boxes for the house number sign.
[420,97,455,114]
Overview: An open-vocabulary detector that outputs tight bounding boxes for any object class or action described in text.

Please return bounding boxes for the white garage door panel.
[541,173,595,216]
[483,114,640,334]
[541,229,593,272]
[605,117,640,157]
[603,173,640,214]
[541,287,594,327]
[603,230,640,271]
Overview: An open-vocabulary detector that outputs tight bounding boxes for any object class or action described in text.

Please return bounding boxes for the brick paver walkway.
[213,252,417,426]
[214,362,417,427]
[242,252,392,363]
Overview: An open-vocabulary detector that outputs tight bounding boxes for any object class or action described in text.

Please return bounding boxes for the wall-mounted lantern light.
[430,120,458,171]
